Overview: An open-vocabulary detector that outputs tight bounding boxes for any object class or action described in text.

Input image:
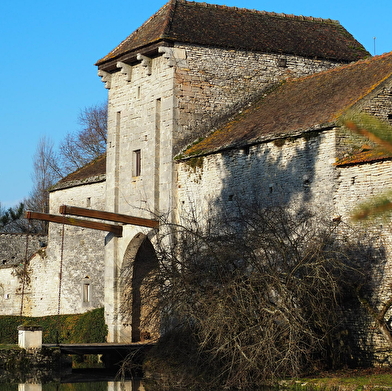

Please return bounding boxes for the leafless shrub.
[137,206,383,389]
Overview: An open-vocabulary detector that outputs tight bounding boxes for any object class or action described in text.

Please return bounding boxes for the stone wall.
[0,234,46,316]
[0,233,46,267]
[27,180,107,317]
[173,44,341,153]
[335,159,392,363]
[334,83,392,363]
[176,129,337,220]
[0,179,107,317]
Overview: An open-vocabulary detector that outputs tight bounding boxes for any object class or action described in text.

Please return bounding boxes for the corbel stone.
[158,47,175,67]
[136,53,152,76]
[158,47,187,68]
[116,61,132,82]
[98,70,112,89]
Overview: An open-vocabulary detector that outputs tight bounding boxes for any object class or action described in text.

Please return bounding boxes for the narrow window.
[86,197,91,207]
[83,283,90,303]
[133,149,141,177]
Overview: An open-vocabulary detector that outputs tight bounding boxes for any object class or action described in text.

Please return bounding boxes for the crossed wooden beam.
[25,205,159,237]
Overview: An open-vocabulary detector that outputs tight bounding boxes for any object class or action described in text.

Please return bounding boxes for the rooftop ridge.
[97,0,368,67]
[180,0,340,24]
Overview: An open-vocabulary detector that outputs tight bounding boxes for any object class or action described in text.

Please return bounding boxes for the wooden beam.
[25,211,122,236]
[59,205,159,229]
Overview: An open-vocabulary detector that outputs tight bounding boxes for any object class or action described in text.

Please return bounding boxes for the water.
[0,368,147,390]
[0,381,145,390]
[1,379,146,390]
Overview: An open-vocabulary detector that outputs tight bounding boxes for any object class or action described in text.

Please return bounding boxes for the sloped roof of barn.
[50,154,106,192]
[96,0,368,69]
[184,52,392,157]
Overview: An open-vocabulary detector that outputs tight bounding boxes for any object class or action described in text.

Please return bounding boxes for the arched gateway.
[120,233,159,342]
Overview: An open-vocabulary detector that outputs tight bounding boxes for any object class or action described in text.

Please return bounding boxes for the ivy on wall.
[0,308,107,344]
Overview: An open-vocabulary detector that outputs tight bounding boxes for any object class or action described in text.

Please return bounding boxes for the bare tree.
[22,136,63,233]
[15,102,108,234]
[59,102,107,174]
[124,207,383,388]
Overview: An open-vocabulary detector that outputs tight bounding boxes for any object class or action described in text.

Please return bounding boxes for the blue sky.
[1,0,391,208]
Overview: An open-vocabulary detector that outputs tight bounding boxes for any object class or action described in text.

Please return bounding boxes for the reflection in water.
[108,380,145,391]
[18,385,42,391]
[16,380,145,390]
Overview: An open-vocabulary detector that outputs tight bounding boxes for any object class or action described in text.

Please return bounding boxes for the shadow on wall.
[207,131,389,367]
[215,133,324,216]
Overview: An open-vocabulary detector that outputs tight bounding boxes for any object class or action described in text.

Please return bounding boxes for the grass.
[289,368,392,390]
[0,344,19,350]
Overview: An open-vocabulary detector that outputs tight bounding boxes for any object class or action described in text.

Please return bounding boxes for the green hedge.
[0,308,107,344]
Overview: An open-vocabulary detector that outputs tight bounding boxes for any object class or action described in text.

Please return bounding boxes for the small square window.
[133,149,141,177]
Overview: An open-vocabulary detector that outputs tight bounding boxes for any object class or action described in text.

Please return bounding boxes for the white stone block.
[18,384,42,391]
[18,326,42,349]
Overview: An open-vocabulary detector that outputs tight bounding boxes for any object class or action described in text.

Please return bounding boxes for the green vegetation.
[0,344,19,350]
[0,308,107,344]
[292,368,392,391]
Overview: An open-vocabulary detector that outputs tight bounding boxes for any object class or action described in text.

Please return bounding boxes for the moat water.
[0,368,147,390]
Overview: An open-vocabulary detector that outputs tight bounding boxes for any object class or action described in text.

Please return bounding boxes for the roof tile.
[96,0,368,67]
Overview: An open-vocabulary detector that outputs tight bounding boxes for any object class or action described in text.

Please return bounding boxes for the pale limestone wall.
[0,265,21,315]
[333,85,392,361]
[176,130,337,220]
[0,234,46,316]
[335,160,392,358]
[106,53,175,218]
[0,249,48,317]
[32,180,107,316]
[105,45,342,219]
[2,180,108,318]
[105,52,177,341]
[173,44,341,152]
[0,233,46,267]
[335,161,392,219]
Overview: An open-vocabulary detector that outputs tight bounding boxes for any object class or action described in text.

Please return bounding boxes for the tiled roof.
[50,154,106,191]
[184,52,392,157]
[96,0,368,68]
[335,148,392,167]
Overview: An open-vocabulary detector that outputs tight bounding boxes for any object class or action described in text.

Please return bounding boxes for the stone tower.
[96,0,368,342]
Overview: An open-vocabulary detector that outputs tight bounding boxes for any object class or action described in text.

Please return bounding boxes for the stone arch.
[120,232,159,342]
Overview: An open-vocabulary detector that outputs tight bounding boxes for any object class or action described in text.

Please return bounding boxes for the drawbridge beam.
[25,211,123,236]
[59,205,159,229]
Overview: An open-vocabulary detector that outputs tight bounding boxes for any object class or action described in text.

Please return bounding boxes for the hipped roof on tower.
[96,0,369,71]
